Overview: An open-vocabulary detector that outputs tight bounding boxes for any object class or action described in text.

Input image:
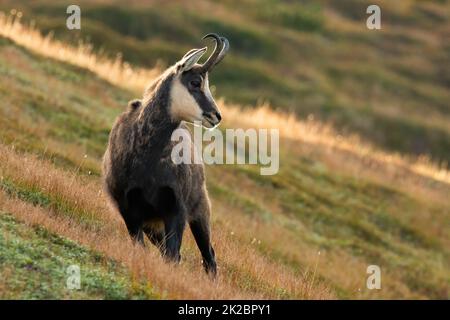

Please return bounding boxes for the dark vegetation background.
[2,0,449,164]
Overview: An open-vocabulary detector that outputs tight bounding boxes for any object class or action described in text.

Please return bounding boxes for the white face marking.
[170,76,202,123]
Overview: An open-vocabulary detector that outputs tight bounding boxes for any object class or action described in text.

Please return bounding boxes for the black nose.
[215,112,222,122]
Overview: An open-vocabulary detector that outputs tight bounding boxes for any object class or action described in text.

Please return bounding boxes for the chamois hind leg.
[123,213,145,245]
[189,195,217,277]
[163,213,186,264]
[143,222,166,254]
[122,189,148,246]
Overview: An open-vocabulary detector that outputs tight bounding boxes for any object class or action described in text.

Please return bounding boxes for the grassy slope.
[1,0,449,163]
[0,214,156,299]
[0,35,448,299]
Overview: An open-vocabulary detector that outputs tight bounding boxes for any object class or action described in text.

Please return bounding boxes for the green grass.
[0,177,101,229]
[0,213,157,299]
[209,151,450,298]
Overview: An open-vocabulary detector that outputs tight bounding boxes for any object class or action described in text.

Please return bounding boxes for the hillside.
[0,15,449,299]
[1,0,449,164]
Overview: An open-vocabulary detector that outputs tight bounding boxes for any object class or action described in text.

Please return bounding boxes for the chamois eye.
[190,80,201,89]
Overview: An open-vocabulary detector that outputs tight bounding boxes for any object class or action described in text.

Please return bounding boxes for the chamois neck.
[136,72,179,143]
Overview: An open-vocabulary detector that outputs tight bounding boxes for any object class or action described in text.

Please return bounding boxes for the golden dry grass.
[0,11,160,92]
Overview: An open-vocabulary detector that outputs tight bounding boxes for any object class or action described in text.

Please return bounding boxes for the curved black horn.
[212,36,229,68]
[200,33,223,72]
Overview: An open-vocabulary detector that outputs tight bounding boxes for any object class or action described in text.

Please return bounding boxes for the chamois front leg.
[189,197,217,277]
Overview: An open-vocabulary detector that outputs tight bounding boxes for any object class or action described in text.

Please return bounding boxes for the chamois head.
[170,33,229,128]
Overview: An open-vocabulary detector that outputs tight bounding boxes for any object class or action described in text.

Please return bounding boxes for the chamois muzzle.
[200,33,230,73]
[202,110,222,128]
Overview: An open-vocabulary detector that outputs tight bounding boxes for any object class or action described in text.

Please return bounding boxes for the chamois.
[102,34,229,276]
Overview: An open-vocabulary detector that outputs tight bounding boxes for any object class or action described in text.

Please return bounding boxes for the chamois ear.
[177,47,207,73]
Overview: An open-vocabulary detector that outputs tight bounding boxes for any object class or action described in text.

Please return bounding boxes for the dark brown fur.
[102,68,217,275]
